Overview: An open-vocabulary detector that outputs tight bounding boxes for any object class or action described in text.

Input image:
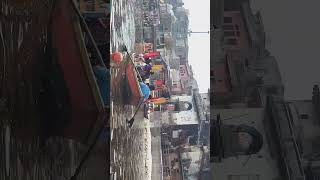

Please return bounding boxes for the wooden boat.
[51,0,108,144]
[122,55,145,106]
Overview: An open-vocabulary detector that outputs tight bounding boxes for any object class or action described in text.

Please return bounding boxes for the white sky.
[183,0,210,93]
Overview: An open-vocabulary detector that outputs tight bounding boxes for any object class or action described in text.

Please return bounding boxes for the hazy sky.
[183,0,210,93]
[251,0,320,100]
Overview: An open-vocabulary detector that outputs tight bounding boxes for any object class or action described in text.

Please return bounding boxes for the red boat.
[112,54,144,107]
[124,56,144,106]
[51,0,108,144]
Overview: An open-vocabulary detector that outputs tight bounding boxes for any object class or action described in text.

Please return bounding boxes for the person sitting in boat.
[137,64,154,81]
[136,56,145,63]
[143,62,153,75]
[91,58,110,105]
[142,71,154,82]
[143,62,152,71]
[161,90,171,98]
[139,82,155,101]
[144,57,152,64]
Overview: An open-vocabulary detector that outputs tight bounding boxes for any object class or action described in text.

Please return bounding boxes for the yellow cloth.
[152,65,163,71]
[148,98,168,104]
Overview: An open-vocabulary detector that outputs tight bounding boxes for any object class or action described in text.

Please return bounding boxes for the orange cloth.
[147,98,168,104]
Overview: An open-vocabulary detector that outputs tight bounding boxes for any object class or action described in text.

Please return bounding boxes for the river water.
[110,0,153,179]
[0,129,110,180]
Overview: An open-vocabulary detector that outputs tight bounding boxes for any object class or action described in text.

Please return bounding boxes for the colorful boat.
[122,55,145,106]
[51,0,109,144]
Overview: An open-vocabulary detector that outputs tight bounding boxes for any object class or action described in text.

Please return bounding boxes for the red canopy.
[143,51,160,59]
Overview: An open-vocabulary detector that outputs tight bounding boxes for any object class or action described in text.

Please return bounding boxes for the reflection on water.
[110,63,151,180]
[0,129,104,180]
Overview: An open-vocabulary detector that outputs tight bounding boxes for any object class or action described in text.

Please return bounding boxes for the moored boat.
[114,53,144,106]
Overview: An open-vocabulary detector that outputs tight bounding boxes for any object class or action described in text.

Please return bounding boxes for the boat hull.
[123,58,144,106]
[51,0,107,144]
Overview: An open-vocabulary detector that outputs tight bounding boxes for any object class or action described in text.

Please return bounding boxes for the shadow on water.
[0,130,107,180]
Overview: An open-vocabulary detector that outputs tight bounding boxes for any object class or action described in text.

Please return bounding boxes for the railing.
[267,96,292,179]
[283,102,305,177]
[267,96,306,180]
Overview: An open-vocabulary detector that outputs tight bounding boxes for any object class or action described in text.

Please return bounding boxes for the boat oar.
[69,120,105,180]
[126,99,145,128]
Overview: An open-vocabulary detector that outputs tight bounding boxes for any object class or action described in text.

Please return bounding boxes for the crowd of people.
[135,54,171,107]
[136,56,155,101]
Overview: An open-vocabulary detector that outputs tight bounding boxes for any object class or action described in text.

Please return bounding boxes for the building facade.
[210,0,291,180]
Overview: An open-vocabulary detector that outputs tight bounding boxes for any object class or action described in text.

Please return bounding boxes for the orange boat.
[121,55,145,106]
[51,0,108,144]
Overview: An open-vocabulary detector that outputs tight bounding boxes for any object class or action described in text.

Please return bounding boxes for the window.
[228,174,260,180]
[224,31,235,37]
[299,114,309,119]
[223,25,234,30]
[226,38,238,45]
[236,31,240,36]
[224,17,233,23]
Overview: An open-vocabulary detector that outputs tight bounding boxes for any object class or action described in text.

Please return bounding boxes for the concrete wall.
[171,95,198,125]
